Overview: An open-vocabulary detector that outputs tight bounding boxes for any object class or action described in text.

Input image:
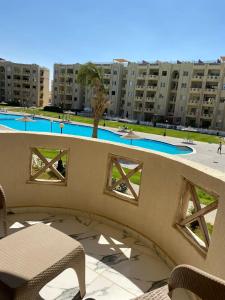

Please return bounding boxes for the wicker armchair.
[134,264,225,300]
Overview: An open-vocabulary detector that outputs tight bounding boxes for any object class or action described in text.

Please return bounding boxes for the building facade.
[0,59,49,107]
[52,58,225,130]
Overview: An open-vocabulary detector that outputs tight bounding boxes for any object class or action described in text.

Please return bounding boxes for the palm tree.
[77,62,109,138]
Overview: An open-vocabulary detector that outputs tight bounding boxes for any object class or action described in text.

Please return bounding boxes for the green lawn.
[112,166,141,185]
[196,187,217,206]
[0,105,220,144]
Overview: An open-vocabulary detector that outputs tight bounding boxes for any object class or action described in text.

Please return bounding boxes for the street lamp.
[59,122,64,134]
[50,120,53,133]
[164,120,168,136]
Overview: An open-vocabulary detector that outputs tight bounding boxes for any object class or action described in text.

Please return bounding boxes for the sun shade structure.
[16,116,35,131]
[120,130,141,144]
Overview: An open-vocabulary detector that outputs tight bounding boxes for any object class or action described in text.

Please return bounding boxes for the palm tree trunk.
[92,118,99,138]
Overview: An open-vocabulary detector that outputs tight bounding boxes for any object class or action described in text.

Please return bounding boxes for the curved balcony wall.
[0,132,225,280]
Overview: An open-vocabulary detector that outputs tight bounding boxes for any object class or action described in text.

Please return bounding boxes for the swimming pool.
[0,113,193,155]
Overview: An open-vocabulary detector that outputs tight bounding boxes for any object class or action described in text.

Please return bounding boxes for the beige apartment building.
[53,62,124,115]
[0,59,49,107]
[52,57,225,130]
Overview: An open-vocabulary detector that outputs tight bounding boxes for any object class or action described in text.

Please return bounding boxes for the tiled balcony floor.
[6,211,190,300]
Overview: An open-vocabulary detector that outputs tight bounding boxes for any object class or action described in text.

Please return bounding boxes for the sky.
[1,0,225,79]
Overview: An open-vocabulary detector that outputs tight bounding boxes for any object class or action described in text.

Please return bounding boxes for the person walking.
[217,139,222,154]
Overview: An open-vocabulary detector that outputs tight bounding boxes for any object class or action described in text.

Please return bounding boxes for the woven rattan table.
[0,223,86,299]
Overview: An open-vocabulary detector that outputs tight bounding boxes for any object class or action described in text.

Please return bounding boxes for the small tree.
[77,62,109,138]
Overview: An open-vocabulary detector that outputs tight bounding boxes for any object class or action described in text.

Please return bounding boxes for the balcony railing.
[144,108,154,113]
[135,96,144,101]
[1,132,225,283]
[146,85,157,90]
[207,75,220,80]
[190,87,202,92]
[136,85,145,89]
[201,113,213,118]
[192,75,203,80]
[146,97,155,102]
[188,100,200,105]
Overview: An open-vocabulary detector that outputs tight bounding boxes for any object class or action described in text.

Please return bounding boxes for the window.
[127,102,131,107]
[159,94,163,98]
[181,107,183,112]
[113,81,117,85]
[220,98,225,103]
[74,97,77,101]
[162,71,167,76]
[111,91,115,95]
[181,83,187,88]
[113,70,117,75]
[183,71,188,76]
[160,82,165,87]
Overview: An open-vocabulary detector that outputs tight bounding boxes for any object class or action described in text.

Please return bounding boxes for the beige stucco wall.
[0,132,225,279]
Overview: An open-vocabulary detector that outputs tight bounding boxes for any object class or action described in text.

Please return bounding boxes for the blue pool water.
[0,113,193,155]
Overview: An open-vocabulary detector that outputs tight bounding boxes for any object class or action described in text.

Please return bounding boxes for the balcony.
[186,111,197,117]
[0,132,225,299]
[190,87,202,92]
[133,106,143,112]
[207,75,220,81]
[147,74,158,79]
[135,96,144,101]
[136,85,145,90]
[146,85,157,91]
[205,88,217,94]
[137,74,146,79]
[145,97,155,102]
[188,100,200,105]
[202,100,215,107]
[192,75,203,80]
[201,113,213,119]
[144,108,154,113]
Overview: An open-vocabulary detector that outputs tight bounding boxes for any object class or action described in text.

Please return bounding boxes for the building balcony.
[190,87,202,92]
[145,97,155,102]
[135,96,144,101]
[137,74,146,79]
[136,85,145,90]
[0,132,224,299]
[188,100,200,105]
[201,113,213,119]
[133,106,143,112]
[207,75,220,81]
[147,74,158,79]
[192,75,203,80]
[202,100,215,107]
[146,85,157,91]
[186,111,197,117]
[144,108,154,113]
[205,88,217,94]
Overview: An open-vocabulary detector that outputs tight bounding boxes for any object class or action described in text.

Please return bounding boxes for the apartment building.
[124,59,225,130]
[0,59,49,107]
[52,57,225,130]
[52,62,124,115]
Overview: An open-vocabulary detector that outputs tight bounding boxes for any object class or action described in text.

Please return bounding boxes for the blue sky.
[1,0,225,78]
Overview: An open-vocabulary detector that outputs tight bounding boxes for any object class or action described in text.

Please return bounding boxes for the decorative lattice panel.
[177,179,218,252]
[105,154,143,203]
[29,147,68,184]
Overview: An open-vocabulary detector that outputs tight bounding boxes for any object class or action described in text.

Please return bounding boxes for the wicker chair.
[134,264,225,300]
[0,185,86,299]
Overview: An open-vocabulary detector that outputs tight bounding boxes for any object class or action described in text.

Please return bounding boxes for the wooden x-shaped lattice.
[178,180,218,249]
[30,148,68,182]
[108,156,143,201]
